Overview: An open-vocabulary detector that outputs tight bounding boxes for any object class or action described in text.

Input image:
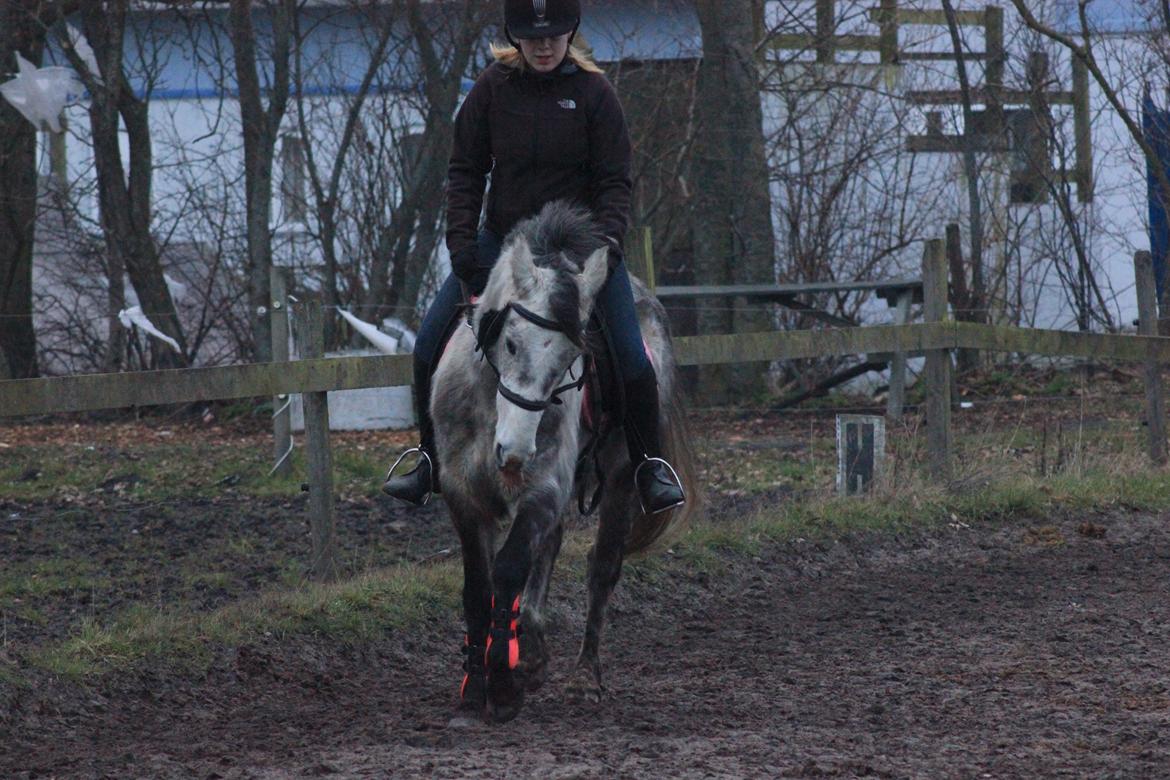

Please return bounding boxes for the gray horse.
[431,201,697,723]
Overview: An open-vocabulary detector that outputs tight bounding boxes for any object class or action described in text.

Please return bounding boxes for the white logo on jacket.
[558,98,576,110]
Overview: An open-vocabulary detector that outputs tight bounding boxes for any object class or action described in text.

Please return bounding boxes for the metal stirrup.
[384,446,434,506]
[633,456,686,516]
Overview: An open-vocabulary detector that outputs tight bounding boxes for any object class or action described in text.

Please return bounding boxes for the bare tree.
[0,0,79,378]
[229,0,294,362]
[1008,0,1170,330]
[290,2,397,346]
[940,0,988,368]
[692,0,777,403]
[61,1,187,370]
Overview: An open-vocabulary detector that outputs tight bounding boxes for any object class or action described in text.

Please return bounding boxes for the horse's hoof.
[564,667,602,704]
[486,688,525,723]
[518,633,549,691]
[486,667,526,723]
[521,660,548,692]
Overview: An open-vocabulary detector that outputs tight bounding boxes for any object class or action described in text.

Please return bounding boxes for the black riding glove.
[452,245,491,296]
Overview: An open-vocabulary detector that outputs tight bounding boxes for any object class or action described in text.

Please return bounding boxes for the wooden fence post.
[922,238,952,481]
[270,267,293,477]
[625,226,655,292]
[877,0,898,66]
[1135,251,1167,465]
[297,298,339,582]
[886,289,912,421]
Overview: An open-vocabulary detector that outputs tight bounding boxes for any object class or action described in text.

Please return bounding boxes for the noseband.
[474,302,589,412]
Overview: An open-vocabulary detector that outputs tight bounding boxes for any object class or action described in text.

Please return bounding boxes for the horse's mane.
[486,202,606,347]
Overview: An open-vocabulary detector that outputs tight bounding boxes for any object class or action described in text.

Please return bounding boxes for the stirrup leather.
[633,456,686,516]
[383,446,434,506]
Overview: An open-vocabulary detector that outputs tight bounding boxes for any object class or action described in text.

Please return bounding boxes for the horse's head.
[473,204,609,479]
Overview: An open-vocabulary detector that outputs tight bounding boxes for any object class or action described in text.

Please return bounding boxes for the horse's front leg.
[485,497,560,723]
[447,498,496,726]
[567,465,635,704]
[517,514,563,693]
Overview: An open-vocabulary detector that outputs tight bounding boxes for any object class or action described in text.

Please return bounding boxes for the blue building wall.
[1056,0,1151,34]
[44,1,700,102]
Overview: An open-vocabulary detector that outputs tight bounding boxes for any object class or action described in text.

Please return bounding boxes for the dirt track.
[4,500,1170,778]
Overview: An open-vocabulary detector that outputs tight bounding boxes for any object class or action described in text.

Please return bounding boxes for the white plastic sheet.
[338,309,401,355]
[118,306,181,353]
[0,54,81,132]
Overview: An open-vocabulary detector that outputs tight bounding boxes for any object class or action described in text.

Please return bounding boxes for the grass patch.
[14,460,1170,685]
[29,562,461,679]
[0,560,105,601]
[730,466,1170,550]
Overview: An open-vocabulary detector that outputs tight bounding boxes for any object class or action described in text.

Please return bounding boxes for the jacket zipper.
[531,81,545,217]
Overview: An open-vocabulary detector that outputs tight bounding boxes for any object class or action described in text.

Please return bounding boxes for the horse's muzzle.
[495,442,531,474]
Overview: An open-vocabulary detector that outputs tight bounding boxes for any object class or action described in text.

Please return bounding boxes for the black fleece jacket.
[445,59,633,274]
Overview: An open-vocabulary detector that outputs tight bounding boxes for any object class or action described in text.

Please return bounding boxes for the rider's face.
[518,33,572,73]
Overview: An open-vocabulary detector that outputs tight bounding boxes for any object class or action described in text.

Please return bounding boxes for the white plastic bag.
[0,53,81,132]
[118,306,181,353]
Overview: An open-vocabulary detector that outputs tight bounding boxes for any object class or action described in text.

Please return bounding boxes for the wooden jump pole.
[922,238,952,481]
[1135,251,1167,465]
[296,298,339,582]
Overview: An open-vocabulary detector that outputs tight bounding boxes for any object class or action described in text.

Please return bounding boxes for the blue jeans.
[415,230,654,386]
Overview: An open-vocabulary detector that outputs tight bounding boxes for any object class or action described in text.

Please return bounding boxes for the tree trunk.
[0,2,45,379]
[229,0,294,363]
[692,0,776,404]
[75,2,187,368]
[941,0,985,374]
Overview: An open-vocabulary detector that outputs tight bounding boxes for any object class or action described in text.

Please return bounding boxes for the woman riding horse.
[383,0,686,516]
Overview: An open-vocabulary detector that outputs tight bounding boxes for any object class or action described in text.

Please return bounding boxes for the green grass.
[15,459,1170,685]
[5,399,1170,688]
[0,437,411,502]
[30,563,461,679]
[0,440,296,502]
[0,560,106,602]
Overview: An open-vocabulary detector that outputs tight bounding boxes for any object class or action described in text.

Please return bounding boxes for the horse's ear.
[510,239,537,291]
[579,245,609,309]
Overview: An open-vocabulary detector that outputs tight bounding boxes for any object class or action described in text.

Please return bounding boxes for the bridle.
[473,301,589,413]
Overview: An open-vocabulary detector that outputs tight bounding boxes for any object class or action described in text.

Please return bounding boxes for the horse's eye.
[505,338,517,356]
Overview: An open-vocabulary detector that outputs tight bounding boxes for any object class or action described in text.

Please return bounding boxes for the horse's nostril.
[495,443,505,469]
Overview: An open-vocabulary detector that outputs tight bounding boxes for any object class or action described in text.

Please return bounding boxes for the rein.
[466,296,611,516]
[474,301,590,413]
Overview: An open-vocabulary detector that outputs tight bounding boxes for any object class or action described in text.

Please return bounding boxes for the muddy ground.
[3,491,1169,778]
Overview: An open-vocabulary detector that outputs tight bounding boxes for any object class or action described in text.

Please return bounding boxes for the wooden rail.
[7,320,1170,415]
[4,242,1167,577]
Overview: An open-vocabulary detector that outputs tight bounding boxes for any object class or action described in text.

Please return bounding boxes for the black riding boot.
[623,372,686,515]
[382,365,439,506]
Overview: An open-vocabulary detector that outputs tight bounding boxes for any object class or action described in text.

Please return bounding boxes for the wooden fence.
[2,240,1167,578]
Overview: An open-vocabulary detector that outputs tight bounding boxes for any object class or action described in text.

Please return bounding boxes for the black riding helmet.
[505,0,580,43]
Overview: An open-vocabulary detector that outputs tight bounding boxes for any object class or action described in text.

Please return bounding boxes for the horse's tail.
[625,330,702,556]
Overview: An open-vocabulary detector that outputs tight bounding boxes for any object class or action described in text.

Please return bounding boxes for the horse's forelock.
[496,202,602,346]
[515,201,604,271]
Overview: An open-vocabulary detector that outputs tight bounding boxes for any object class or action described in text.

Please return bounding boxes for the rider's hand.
[452,245,490,295]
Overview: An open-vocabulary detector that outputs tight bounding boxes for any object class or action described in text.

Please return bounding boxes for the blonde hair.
[490,41,604,74]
